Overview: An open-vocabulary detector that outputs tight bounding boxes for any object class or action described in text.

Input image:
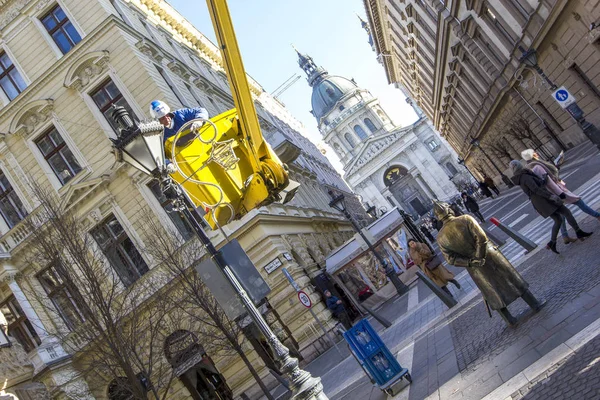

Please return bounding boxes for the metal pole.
[512,87,566,151]
[415,270,457,308]
[344,210,409,296]
[308,308,343,357]
[169,181,327,400]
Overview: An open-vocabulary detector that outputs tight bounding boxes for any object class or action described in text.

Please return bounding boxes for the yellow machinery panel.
[164,109,287,229]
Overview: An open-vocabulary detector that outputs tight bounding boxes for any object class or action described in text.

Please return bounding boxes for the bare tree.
[139,206,275,399]
[482,133,514,164]
[21,183,178,400]
[505,112,554,160]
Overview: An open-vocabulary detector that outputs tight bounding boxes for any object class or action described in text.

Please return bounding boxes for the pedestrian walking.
[509,160,592,254]
[479,181,494,199]
[408,239,460,298]
[522,149,600,244]
[461,192,485,223]
[324,290,352,330]
[484,176,500,196]
[420,225,435,242]
[434,202,544,326]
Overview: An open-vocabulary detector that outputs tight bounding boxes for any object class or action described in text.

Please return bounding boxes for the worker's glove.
[190,121,204,132]
[469,258,485,268]
[559,193,566,199]
[165,162,177,174]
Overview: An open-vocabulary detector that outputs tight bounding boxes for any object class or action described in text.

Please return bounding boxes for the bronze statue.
[433,202,544,326]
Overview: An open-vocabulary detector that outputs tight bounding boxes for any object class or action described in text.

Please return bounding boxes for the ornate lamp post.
[470,138,514,187]
[110,106,327,400]
[518,46,600,150]
[328,192,408,297]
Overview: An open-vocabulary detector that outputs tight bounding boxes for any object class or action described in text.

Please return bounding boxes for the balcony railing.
[0,207,41,253]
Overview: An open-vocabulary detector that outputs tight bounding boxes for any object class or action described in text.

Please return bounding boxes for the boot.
[546,241,559,254]
[576,229,593,240]
[521,289,545,312]
[450,279,461,289]
[563,237,577,245]
[498,308,517,327]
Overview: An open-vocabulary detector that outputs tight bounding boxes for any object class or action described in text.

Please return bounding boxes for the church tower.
[297,50,463,218]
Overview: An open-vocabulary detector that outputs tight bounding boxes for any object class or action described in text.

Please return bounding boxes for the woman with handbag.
[408,239,460,297]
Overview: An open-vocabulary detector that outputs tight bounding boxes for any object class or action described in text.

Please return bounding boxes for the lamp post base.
[579,120,600,151]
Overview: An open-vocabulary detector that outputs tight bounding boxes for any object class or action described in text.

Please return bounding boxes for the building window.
[37,263,85,330]
[353,124,368,140]
[364,118,377,133]
[446,162,458,176]
[35,127,82,185]
[184,82,204,107]
[91,79,136,133]
[0,53,27,101]
[156,66,189,107]
[484,6,515,44]
[41,5,81,54]
[0,171,28,229]
[344,132,357,148]
[427,139,439,151]
[0,296,41,352]
[149,180,195,239]
[91,215,149,287]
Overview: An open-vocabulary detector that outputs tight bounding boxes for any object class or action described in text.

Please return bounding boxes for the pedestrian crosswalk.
[497,176,600,263]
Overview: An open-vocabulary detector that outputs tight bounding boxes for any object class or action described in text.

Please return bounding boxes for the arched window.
[364,118,377,132]
[446,162,458,176]
[353,125,368,140]
[344,132,357,148]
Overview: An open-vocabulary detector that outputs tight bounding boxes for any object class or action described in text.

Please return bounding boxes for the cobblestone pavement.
[450,218,600,374]
[509,334,600,400]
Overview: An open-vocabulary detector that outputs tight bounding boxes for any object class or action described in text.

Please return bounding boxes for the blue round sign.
[555,89,569,102]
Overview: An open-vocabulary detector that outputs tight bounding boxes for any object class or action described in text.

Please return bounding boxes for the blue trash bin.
[343,319,411,394]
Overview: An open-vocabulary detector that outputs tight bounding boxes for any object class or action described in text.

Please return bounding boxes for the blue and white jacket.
[163,107,209,142]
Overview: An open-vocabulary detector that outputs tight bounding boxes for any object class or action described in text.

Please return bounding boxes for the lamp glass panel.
[142,132,164,170]
[123,137,156,174]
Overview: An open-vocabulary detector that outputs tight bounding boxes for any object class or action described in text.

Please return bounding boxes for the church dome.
[295,48,359,122]
[311,76,359,121]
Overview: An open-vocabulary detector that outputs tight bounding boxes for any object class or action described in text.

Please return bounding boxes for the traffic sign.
[552,86,576,109]
[297,291,312,308]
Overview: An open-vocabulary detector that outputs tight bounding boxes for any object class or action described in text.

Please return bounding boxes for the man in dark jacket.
[461,192,485,223]
[509,160,591,253]
[325,290,352,329]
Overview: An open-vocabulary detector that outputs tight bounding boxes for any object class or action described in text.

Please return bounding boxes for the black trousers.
[549,205,579,242]
[336,311,353,330]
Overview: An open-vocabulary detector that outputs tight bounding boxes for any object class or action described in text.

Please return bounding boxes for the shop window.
[35,127,82,185]
[0,296,41,352]
[41,4,81,54]
[91,215,149,287]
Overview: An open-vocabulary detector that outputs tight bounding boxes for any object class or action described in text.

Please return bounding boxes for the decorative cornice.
[9,99,54,136]
[63,50,110,91]
[135,38,165,64]
[167,59,191,81]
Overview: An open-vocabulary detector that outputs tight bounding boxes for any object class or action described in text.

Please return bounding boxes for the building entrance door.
[409,198,428,216]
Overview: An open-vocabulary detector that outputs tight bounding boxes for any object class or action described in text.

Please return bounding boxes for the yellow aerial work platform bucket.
[164,109,290,229]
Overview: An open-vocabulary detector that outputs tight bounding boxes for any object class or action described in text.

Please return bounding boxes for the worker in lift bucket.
[149,100,209,143]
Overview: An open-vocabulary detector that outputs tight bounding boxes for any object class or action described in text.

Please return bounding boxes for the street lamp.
[517,47,557,90]
[365,204,377,220]
[470,138,514,188]
[328,192,408,296]
[111,106,327,400]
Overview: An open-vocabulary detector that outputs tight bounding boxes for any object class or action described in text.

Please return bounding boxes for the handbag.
[425,254,443,270]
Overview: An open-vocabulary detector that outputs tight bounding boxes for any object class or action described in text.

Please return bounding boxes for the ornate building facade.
[363,0,600,180]
[296,50,464,217]
[0,0,364,399]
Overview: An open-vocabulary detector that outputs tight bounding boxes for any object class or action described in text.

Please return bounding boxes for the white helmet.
[149,100,170,119]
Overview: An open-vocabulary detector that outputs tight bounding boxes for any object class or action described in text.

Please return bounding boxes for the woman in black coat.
[509,160,591,253]
[461,192,485,223]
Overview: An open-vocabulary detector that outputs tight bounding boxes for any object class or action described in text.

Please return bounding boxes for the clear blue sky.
[168,0,418,172]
